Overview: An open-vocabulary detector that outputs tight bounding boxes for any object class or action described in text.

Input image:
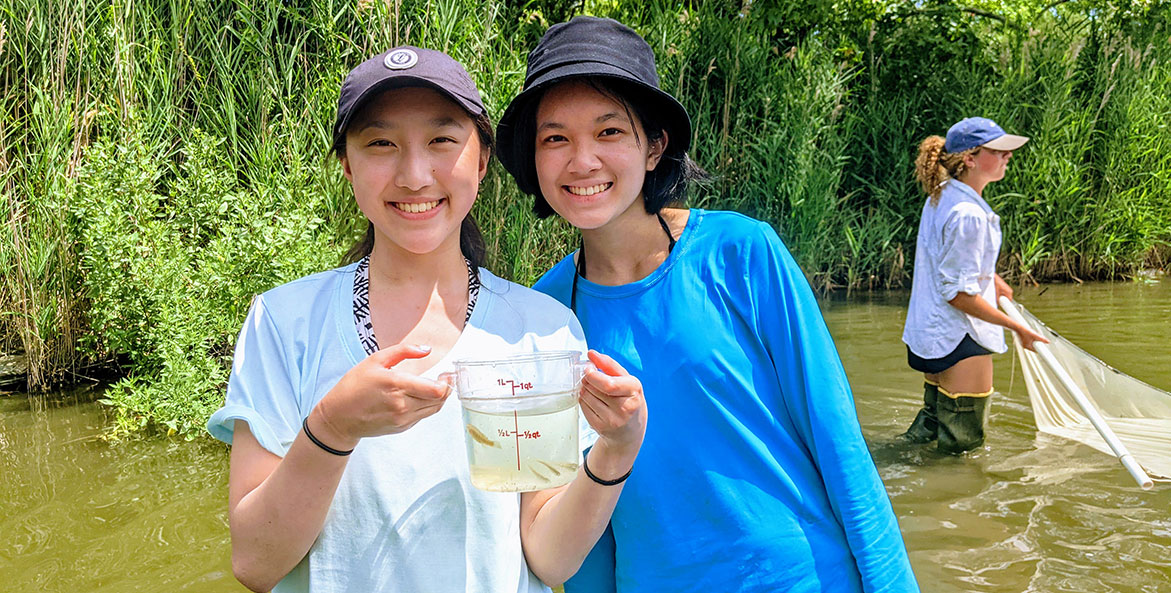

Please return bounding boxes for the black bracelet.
[302,417,354,456]
[582,454,632,486]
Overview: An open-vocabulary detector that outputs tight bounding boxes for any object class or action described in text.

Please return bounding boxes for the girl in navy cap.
[207,46,646,593]
[902,118,1047,453]
[497,16,917,593]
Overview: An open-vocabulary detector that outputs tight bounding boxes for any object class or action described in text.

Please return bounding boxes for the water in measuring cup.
[461,390,580,492]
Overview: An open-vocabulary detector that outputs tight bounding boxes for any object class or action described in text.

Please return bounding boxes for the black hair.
[334,92,493,268]
[512,77,709,218]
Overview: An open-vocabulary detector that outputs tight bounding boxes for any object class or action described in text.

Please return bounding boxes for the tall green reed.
[0,0,97,387]
[990,19,1171,281]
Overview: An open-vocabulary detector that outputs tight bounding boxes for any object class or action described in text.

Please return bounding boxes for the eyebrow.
[356,116,466,133]
[428,116,466,129]
[536,112,629,133]
[357,119,393,133]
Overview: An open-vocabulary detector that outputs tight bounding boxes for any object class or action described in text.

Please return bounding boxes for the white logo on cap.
[384,49,419,70]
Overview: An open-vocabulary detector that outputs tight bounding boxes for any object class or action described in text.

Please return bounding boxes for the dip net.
[1010,301,1171,481]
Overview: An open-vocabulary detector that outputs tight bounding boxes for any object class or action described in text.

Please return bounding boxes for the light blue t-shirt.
[208,264,594,593]
[537,210,918,593]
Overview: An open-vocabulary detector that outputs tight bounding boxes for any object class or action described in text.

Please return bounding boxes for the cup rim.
[451,350,583,368]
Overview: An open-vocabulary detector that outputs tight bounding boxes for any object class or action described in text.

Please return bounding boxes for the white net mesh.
[1010,301,1171,481]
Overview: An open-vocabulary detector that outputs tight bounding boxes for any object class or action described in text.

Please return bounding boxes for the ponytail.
[914,135,976,204]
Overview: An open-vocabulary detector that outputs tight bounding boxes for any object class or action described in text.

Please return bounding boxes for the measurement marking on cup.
[496,429,542,439]
[514,411,520,470]
[497,379,534,394]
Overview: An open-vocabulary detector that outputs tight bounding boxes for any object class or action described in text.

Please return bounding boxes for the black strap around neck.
[570,213,676,312]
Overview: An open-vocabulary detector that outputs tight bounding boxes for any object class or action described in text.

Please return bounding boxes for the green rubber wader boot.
[936,394,989,454]
[901,382,939,443]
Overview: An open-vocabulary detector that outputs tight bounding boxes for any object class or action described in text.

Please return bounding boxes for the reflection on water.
[822,280,1171,592]
[1,281,1168,592]
[0,388,243,592]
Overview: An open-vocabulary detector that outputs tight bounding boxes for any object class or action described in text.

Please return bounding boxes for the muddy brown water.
[2,281,1168,592]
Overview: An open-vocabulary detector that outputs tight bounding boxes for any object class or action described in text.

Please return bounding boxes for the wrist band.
[582,454,632,486]
[302,417,354,456]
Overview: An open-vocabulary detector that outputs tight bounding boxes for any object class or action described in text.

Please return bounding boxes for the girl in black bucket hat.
[208,44,647,593]
[497,16,918,593]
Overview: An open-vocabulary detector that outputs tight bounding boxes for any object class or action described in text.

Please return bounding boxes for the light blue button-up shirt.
[903,179,1006,359]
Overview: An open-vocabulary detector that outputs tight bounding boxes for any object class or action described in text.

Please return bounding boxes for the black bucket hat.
[496,16,692,197]
[332,46,486,149]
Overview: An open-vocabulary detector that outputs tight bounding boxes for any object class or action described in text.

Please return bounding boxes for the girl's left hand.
[579,350,647,457]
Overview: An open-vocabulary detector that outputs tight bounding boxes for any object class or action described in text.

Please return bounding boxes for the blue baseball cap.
[945,117,1029,153]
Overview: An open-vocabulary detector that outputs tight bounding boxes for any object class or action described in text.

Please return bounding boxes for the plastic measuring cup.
[450,351,589,492]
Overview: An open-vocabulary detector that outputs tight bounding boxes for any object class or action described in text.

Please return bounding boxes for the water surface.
[0,391,241,592]
[823,280,1171,592]
[1,280,1168,591]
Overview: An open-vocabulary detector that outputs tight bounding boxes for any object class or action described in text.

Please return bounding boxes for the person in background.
[206,45,647,593]
[495,16,918,593]
[902,117,1047,454]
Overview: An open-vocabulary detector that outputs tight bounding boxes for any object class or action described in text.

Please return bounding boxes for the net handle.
[1000,296,1154,491]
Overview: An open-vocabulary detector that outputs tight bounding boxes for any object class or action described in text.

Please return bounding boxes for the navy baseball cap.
[496,16,692,196]
[945,117,1029,153]
[332,46,486,146]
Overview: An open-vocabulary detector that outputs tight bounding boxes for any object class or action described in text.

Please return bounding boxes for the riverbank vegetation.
[3,0,1169,436]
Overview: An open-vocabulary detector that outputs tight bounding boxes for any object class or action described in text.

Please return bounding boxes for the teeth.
[393,200,441,213]
[566,183,611,196]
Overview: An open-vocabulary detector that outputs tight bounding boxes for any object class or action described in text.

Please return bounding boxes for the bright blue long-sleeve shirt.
[536,209,919,593]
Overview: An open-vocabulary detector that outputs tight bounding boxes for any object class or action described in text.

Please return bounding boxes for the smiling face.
[340,86,488,258]
[532,80,665,231]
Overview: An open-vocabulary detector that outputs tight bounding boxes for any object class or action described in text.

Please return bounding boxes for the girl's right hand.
[307,344,452,450]
[1014,325,1049,352]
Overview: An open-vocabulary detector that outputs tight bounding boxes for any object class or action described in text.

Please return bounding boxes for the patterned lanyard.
[353,256,480,355]
[570,213,675,313]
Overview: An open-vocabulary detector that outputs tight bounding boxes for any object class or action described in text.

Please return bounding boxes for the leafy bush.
[73,121,344,437]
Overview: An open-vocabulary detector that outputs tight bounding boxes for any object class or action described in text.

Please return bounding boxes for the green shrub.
[73,121,343,437]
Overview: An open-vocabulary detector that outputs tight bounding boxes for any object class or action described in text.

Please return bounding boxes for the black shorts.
[907,334,993,374]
